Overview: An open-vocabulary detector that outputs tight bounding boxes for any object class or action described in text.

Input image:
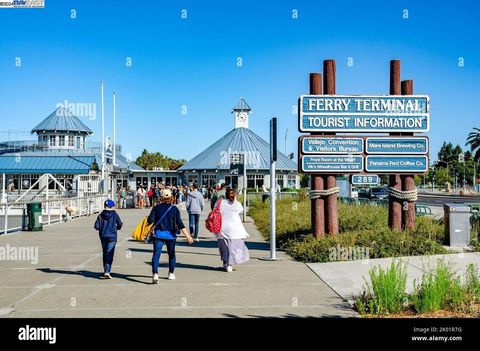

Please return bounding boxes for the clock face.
[237,112,247,121]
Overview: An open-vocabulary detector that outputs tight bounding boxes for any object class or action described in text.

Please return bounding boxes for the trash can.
[443,203,471,247]
[26,202,43,231]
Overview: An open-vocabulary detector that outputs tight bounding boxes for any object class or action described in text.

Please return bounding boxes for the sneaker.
[168,273,176,280]
[152,273,159,284]
[194,238,200,243]
[104,273,112,279]
[226,265,233,273]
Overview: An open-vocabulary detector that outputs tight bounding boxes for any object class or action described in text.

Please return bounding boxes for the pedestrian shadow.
[244,241,270,251]
[222,313,357,318]
[37,268,152,285]
[142,261,223,272]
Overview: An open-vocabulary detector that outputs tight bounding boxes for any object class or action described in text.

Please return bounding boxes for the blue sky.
[0,0,478,162]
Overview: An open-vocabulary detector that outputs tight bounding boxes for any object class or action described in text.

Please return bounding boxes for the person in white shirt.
[215,187,250,272]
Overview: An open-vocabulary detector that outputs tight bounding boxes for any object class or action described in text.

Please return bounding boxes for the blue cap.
[104,199,115,208]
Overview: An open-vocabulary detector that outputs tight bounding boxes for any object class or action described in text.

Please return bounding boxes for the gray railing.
[0,194,107,235]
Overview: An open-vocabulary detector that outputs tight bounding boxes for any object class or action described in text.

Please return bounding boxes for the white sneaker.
[168,273,176,280]
[194,238,200,243]
[152,273,159,284]
[226,265,233,273]
[104,273,112,279]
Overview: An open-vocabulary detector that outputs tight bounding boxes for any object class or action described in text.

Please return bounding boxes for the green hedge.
[248,198,447,263]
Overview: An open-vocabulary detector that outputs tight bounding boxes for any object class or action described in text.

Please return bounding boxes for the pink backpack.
[205,199,222,233]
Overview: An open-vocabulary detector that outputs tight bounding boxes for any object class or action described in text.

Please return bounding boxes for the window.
[68,135,74,147]
[75,136,81,149]
[20,174,40,190]
[287,175,297,188]
[42,135,48,145]
[247,174,264,189]
[49,135,56,147]
[59,135,65,147]
[187,175,198,185]
[276,175,284,189]
[201,174,216,187]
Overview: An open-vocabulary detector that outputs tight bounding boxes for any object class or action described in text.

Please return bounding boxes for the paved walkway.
[308,253,480,305]
[0,205,356,318]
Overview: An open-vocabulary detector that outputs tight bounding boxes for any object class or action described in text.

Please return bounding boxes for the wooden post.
[323,60,339,235]
[309,73,325,238]
[401,79,416,230]
[388,60,402,230]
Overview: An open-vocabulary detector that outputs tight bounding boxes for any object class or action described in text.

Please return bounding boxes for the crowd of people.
[116,182,226,210]
[98,182,250,282]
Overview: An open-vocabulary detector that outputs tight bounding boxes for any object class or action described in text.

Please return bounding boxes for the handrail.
[1,194,107,235]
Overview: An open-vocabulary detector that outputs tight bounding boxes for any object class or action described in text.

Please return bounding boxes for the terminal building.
[177,99,299,190]
[0,98,299,201]
[0,107,142,201]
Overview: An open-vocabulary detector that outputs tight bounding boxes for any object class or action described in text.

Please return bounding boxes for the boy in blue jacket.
[94,199,123,279]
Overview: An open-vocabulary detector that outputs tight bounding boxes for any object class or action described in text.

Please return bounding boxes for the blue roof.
[178,127,297,171]
[0,155,96,174]
[0,150,144,174]
[232,98,251,111]
[31,107,93,134]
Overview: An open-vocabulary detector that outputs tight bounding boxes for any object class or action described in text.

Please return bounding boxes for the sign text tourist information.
[299,95,430,132]
[365,155,428,173]
[365,137,428,154]
[300,136,363,154]
[301,155,363,173]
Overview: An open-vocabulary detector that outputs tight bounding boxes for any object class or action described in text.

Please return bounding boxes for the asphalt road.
[417,194,480,207]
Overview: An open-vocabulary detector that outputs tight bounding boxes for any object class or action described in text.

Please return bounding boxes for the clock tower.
[232,97,251,129]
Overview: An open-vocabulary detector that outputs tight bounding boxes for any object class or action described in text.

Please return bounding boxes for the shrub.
[412,260,457,313]
[249,199,448,262]
[355,260,408,315]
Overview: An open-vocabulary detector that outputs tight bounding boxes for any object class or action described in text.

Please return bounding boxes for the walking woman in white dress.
[215,187,250,272]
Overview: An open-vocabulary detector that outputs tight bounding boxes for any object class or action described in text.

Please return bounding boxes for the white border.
[365,137,429,155]
[365,155,429,173]
[301,155,364,173]
[351,174,380,185]
[299,95,430,133]
[301,136,364,155]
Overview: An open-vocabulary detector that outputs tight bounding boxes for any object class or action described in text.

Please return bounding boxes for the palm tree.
[466,128,480,161]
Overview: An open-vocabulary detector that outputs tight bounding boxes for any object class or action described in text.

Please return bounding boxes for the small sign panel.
[301,136,363,154]
[365,155,428,173]
[301,155,363,173]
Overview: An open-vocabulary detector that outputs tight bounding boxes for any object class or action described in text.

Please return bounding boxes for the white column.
[113,91,117,166]
[101,81,105,193]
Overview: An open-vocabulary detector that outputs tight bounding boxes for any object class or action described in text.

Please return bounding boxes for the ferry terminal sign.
[299,95,430,133]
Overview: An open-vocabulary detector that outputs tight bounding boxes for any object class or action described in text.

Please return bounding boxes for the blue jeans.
[151,238,176,274]
[189,213,200,239]
[101,240,116,273]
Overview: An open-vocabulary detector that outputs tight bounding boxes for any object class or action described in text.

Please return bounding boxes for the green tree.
[300,174,310,188]
[466,127,480,161]
[135,149,186,170]
[435,167,453,186]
